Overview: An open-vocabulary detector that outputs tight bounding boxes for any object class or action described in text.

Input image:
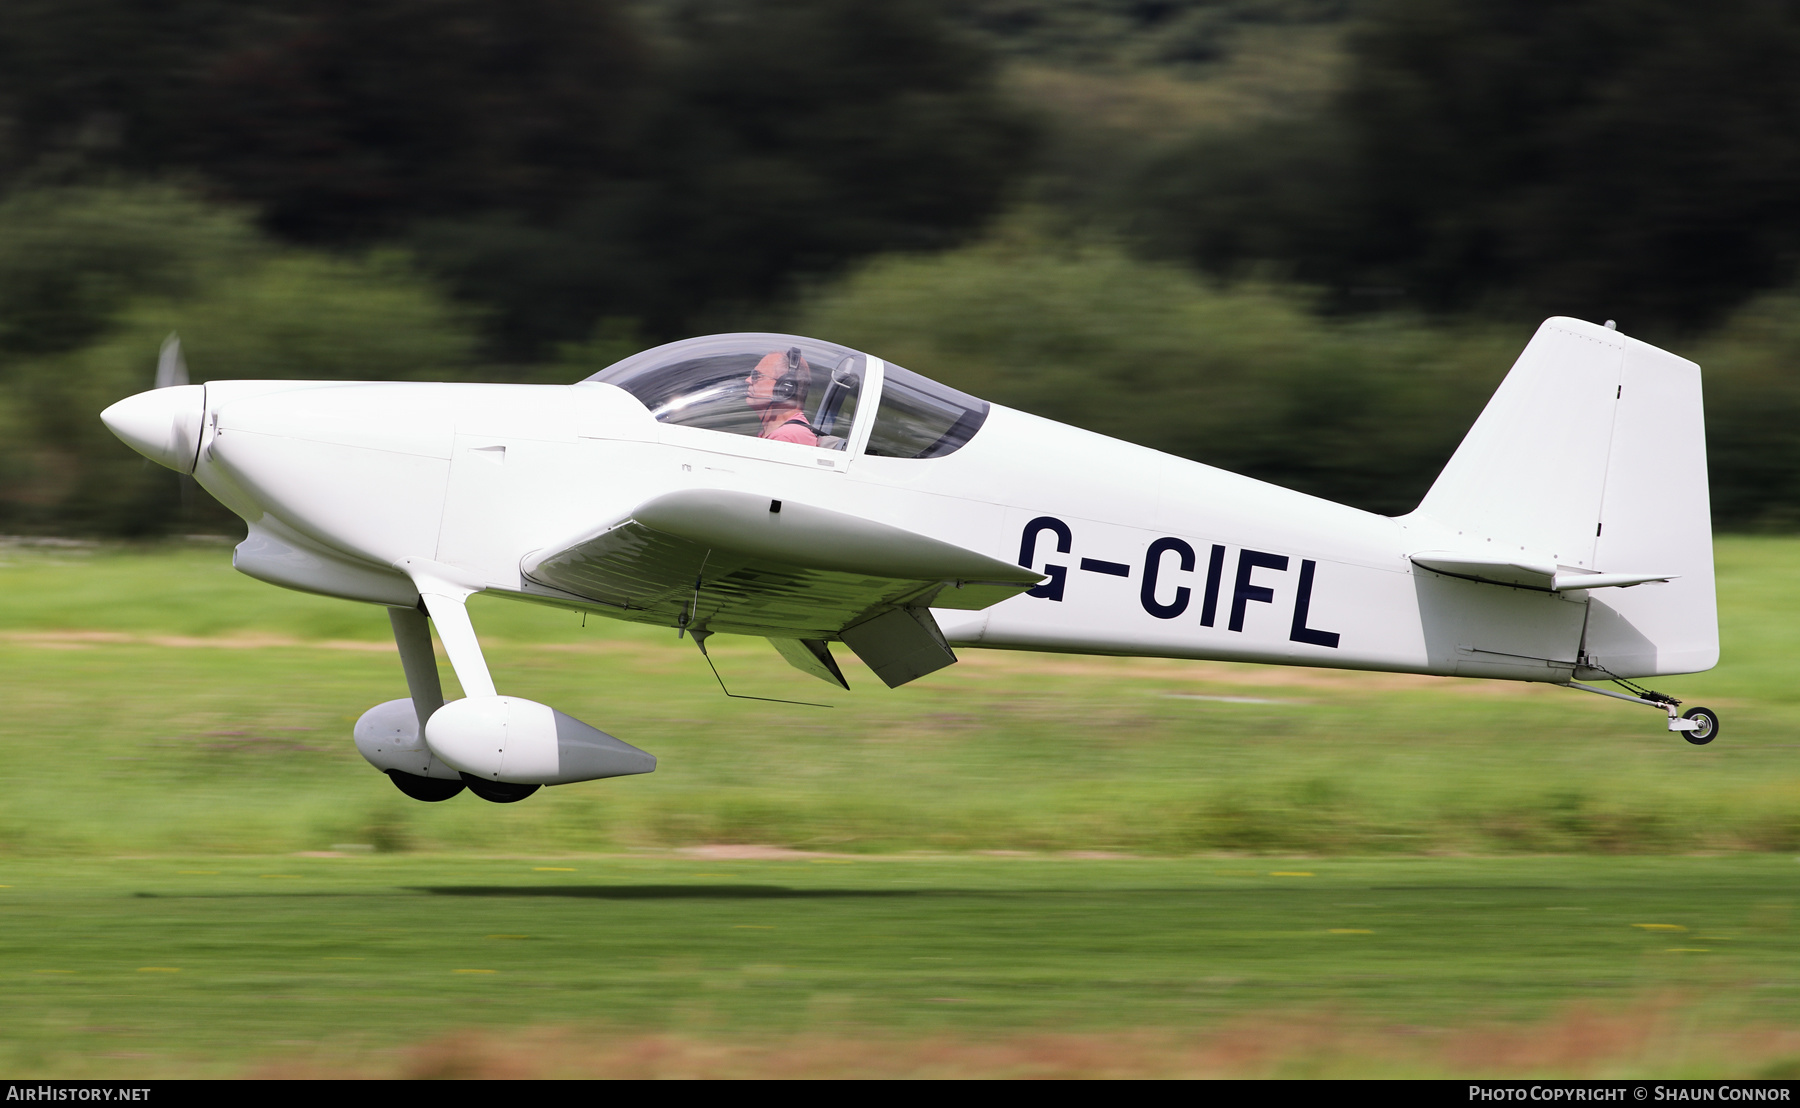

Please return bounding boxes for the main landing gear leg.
[413,578,538,800]
[380,605,466,800]
[355,605,466,801]
[389,605,446,735]
[403,565,541,802]
[1562,680,1720,746]
[410,577,497,700]
[361,562,650,802]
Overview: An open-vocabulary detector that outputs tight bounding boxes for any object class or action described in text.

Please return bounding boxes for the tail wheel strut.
[1561,680,1720,744]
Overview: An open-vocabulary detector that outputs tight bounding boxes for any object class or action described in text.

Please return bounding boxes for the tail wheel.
[461,774,541,804]
[1681,706,1719,746]
[386,770,465,802]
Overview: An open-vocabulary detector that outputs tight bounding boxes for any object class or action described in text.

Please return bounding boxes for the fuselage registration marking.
[1017,516,1340,648]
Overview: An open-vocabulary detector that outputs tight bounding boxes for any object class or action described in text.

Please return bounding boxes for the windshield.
[865,364,989,459]
[586,333,865,449]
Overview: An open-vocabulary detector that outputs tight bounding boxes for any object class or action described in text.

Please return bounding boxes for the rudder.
[1586,333,1717,676]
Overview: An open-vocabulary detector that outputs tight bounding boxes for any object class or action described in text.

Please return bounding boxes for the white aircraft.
[100,317,1719,803]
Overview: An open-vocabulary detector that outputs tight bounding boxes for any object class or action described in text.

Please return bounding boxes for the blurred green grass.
[0,536,1792,856]
[1,854,1796,1076]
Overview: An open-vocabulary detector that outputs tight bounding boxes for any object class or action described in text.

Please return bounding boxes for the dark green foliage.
[1136,0,1800,332]
[9,2,1800,532]
[417,0,1035,352]
[1691,290,1800,530]
[656,0,1030,291]
[408,201,652,362]
[0,186,481,536]
[948,0,1356,68]
[0,0,1035,355]
[1130,116,1348,284]
[799,237,1514,515]
[0,186,257,360]
[0,0,246,184]
[0,187,254,535]
[801,233,1800,527]
[183,0,648,243]
[0,1,645,242]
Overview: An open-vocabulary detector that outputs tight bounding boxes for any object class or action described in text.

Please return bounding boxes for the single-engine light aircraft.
[101,317,1719,804]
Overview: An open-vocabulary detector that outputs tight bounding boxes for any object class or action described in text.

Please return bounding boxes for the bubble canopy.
[583,332,989,459]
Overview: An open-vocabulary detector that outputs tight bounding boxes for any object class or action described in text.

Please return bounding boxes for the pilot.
[745,347,819,446]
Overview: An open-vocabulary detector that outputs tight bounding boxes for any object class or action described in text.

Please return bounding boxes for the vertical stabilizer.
[1407,317,1716,678]
[1415,317,1623,568]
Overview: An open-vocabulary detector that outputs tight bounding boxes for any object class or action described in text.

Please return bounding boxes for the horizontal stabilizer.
[1411,552,1676,592]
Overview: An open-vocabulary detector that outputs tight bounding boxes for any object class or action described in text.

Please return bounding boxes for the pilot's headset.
[772,347,808,403]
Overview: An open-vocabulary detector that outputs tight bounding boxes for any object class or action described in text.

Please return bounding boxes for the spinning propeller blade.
[154,333,188,389]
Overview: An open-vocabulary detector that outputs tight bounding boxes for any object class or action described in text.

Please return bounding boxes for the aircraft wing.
[521,489,1042,644]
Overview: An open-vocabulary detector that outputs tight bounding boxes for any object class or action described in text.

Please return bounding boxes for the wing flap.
[840,607,957,689]
[768,637,850,689]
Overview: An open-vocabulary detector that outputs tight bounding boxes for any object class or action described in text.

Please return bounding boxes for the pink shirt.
[762,416,818,446]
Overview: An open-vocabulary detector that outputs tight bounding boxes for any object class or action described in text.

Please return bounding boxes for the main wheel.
[461,774,541,804]
[1681,706,1719,746]
[386,770,465,802]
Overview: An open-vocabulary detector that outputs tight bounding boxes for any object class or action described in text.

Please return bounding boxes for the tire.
[1681,706,1719,746]
[386,770,465,802]
[461,774,541,804]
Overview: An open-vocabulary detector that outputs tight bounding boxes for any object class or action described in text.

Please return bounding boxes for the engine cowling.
[424,696,656,785]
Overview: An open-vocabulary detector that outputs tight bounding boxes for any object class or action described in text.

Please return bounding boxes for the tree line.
[3,0,1800,534]
[0,0,1031,357]
[1130,0,1800,335]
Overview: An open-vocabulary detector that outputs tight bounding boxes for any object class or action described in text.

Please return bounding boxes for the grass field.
[0,537,1797,1076]
[3,855,1799,1077]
